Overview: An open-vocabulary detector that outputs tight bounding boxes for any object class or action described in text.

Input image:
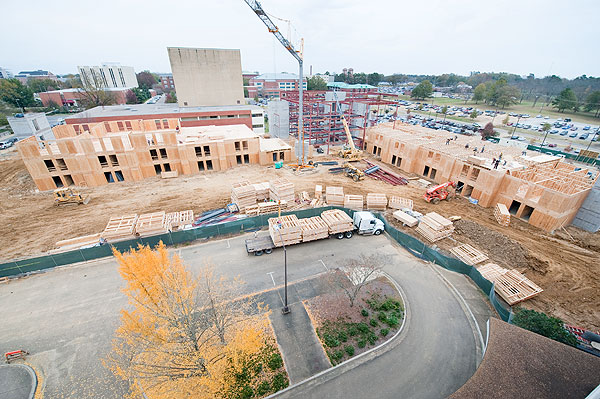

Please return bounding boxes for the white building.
[7,113,54,141]
[0,67,13,79]
[77,63,138,89]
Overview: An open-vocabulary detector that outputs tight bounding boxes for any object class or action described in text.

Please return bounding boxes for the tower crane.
[243,1,306,165]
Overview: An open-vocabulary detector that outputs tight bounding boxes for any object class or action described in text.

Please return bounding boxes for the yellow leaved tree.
[105,242,271,399]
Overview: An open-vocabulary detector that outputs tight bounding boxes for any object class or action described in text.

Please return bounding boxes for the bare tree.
[329,254,388,307]
[74,77,117,109]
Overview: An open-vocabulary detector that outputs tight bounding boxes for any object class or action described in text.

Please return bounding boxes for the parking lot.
[0,231,492,398]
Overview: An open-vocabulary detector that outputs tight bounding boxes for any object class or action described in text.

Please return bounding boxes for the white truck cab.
[353,211,385,235]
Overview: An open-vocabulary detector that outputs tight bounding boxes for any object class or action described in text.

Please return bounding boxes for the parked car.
[548,143,557,148]
[560,131,568,136]
[550,129,559,134]
[583,126,591,130]
[569,132,578,138]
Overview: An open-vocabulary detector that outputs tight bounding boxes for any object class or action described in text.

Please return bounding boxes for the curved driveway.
[273,240,484,399]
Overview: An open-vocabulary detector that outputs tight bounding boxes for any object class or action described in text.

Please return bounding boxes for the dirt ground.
[0,147,598,330]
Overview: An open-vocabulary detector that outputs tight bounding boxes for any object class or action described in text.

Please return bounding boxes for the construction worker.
[446,138,450,145]
[481,146,485,153]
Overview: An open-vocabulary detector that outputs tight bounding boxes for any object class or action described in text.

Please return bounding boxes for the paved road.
[0,232,492,398]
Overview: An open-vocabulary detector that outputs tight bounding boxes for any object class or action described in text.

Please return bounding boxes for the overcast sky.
[1,0,598,79]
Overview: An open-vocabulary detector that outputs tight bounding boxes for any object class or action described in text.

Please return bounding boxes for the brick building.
[16,120,293,190]
[248,73,307,99]
[37,88,129,107]
[159,74,175,91]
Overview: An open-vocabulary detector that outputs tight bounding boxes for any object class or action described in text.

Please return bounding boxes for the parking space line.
[267,272,276,286]
[226,239,230,249]
[319,259,329,271]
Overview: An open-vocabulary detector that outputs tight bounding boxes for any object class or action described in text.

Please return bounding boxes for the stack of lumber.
[415,212,454,242]
[136,212,170,236]
[166,210,194,229]
[269,178,295,203]
[388,196,413,210]
[393,210,418,227]
[253,182,270,201]
[310,198,325,208]
[315,185,323,199]
[477,263,543,305]
[231,181,257,210]
[326,186,344,206]
[321,209,353,234]
[451,244,489,265]
[494,203,511,227]
[299,216,329,242]
[56,233,101,250]
[268,215,302,247]
[101,214,138,241]
[344,194,364,211]
[366,193,388,210]
[258,200,287,215]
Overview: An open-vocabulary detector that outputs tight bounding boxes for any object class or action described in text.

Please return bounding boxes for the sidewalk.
[0,364,37,399]
[269,302,330,384]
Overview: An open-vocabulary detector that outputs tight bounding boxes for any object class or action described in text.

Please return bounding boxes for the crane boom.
[243,1,302,63]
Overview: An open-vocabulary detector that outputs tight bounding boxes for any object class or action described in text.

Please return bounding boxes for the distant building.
[326,82,377,93]
[14,70,59,83]
[77,64,138,89]
[159,74,175,92]
[37,88,129,108]
[7,113,54,141]
[65,103,265,134]
[242,71,259,81]
[248,73,307,99]
[167,47,244,107]
[0,67,13,79]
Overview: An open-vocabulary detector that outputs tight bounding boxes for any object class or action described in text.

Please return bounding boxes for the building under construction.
[365,123,597,232]
[17,119,293,190]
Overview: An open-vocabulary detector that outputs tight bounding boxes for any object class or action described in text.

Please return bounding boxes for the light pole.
[275,224,290,314]
[540,125,551,151]
[511,115,521,139]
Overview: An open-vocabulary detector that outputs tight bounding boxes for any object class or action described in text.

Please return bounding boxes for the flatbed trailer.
[245,234,276,256]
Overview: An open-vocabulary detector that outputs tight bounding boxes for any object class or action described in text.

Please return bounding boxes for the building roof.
[42,88,129,94]
[16,70,53,77]
[450,318,600,399]
[327,82,376,89]
[252,73,303,81]
[178,124,257,143]
[66,104,264,120]
[259,137,292,152]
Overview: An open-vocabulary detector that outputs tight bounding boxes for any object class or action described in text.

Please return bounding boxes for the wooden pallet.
[102,214,138,241]
[321,209,353,234]
[231,182,257,209]
[366,193,387,210]
[258,200,287,215]
[165,210,194,228]
[268,214,301,247]
[269,178,295,203]
[477,263,543,305]
[494,203,510,227]
[388,196,413,210]
[415,223,453,242]
[56,233,101,250]
[451,244,489,265]
[326,186,344,206]
[344,194,364,211]
[393,210,418,227]
[253,182,270,201]
[315,184,323,199]
[421,212,453,232]
[299,216,329,242]
[136,212,170,236]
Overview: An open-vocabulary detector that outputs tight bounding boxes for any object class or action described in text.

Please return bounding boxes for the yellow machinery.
[54,188,90,206]
[343,162,365,182]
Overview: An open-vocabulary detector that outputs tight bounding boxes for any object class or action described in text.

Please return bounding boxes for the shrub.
[347,324,359,337]
[254,362,263,375]
[235,366,250,383]
[512,308,578,347]
[377,311,387,323]
[256,381,271,396]
[323,333,340,348]
[381,328,390,337]
[357,322,370,334]
[386,314,399,328]
[332,350,344,362]
[361,308,369,317]
[381,298,402,311]
[344,345,355,356]
[272,373,289,391]
[370,318,378,327]
[267,353,283,370]
[357,338,366,348]
[367,332,377,345]
[337,330,348,343]
[240,385,254,399]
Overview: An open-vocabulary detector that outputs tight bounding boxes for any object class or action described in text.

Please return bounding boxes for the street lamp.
[511,115,522,139]
[275,223,290,314]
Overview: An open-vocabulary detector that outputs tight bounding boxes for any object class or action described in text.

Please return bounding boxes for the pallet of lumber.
[366,193,387,210]
[245,204,260,216]
[300,191,311,202]
[476,263,543,305]
[451,244,489,265]
[321,209,353,234]
[268,215,302,247]
[299,216,329,242]
[253,182,270,201]
[388,196,413,210]
[415,212,454,242]
[165,210,194,228]
[494,203,510,227]
[231,181,257,210]
[269,178,295,203]
[56,233,101,250]
[392,210,418,227]
[325,186,344,206]
[344,194,364,211]
[311,198,325,208]
[136,212,170,236]
[101,214,138,241]
[258,200,287,215]
[315,184,323,199]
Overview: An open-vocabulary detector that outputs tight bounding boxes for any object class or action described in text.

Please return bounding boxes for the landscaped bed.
[305,277,404,366]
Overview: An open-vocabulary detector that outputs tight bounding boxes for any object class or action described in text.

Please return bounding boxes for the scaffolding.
[281,90,396,153]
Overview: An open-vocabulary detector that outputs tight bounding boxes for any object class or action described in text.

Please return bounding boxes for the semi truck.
[245,210,384,256]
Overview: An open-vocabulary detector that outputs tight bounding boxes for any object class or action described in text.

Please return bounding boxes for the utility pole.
[275,224,289,314]
[511,115,521,139]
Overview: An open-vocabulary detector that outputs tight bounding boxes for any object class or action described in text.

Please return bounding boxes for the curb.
[265,271,409,398]
[0,364,38,399]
